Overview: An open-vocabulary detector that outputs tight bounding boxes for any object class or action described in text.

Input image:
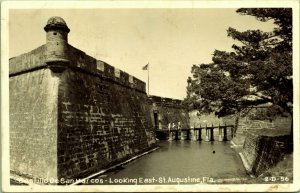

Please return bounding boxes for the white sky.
[9,8,275,99]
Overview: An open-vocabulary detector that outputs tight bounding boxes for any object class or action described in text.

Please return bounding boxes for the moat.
[88,140,248,185]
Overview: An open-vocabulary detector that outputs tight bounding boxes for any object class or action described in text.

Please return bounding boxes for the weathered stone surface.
[147,95,189,130]
[241,131,292,176]
[223,111,291,133]
[9,16,155,182]
[57,68,155,179]
[10,69,59,180]
[9,45,47,75]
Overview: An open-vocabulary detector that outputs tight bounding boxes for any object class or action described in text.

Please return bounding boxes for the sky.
[9,8,276,100]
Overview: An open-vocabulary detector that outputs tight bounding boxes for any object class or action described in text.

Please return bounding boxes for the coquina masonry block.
[241,131,291,176]
[147,95,189,130]
[10,16,156,182]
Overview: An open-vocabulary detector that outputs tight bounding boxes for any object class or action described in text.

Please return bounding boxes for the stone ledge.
[9,45,146,93]
[239,152,255,178]
[71,146,160,185]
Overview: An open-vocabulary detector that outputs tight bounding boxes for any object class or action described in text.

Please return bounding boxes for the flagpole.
[147,63,150,95]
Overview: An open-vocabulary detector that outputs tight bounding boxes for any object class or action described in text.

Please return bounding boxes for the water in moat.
[88,140,248,185]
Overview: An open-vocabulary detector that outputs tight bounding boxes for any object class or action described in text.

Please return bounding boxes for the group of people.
[167,122,181,131]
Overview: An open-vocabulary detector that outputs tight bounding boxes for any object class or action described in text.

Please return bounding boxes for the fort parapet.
[9,16,155,182]
[147,95,185,108]
[9,45,146,93]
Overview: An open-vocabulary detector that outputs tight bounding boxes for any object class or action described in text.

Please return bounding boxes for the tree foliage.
[185,8,293,119]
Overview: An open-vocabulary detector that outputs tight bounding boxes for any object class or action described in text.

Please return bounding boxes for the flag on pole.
[142,63,149,70]
[142,63,150,95]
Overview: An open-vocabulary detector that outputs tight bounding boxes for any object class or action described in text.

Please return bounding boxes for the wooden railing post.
[174,123,179,140]
[205,123,209,141]
[223,122,228,141]
[198,128,202,141]
[186,129,190,140]
[210,123,214,141]
[218,123,223,141]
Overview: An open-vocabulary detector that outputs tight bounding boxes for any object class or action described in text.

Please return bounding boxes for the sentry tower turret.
[44,16,70,71]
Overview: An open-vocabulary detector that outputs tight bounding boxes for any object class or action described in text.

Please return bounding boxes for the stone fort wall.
[9,17,156,182]
[189,107,291,132]
[147,95,190,130]
[241,131,292,176]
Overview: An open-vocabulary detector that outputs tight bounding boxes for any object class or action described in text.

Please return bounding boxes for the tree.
[185,8,293,135]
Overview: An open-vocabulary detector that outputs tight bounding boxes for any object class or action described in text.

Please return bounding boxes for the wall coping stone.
[9,44,146,93]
